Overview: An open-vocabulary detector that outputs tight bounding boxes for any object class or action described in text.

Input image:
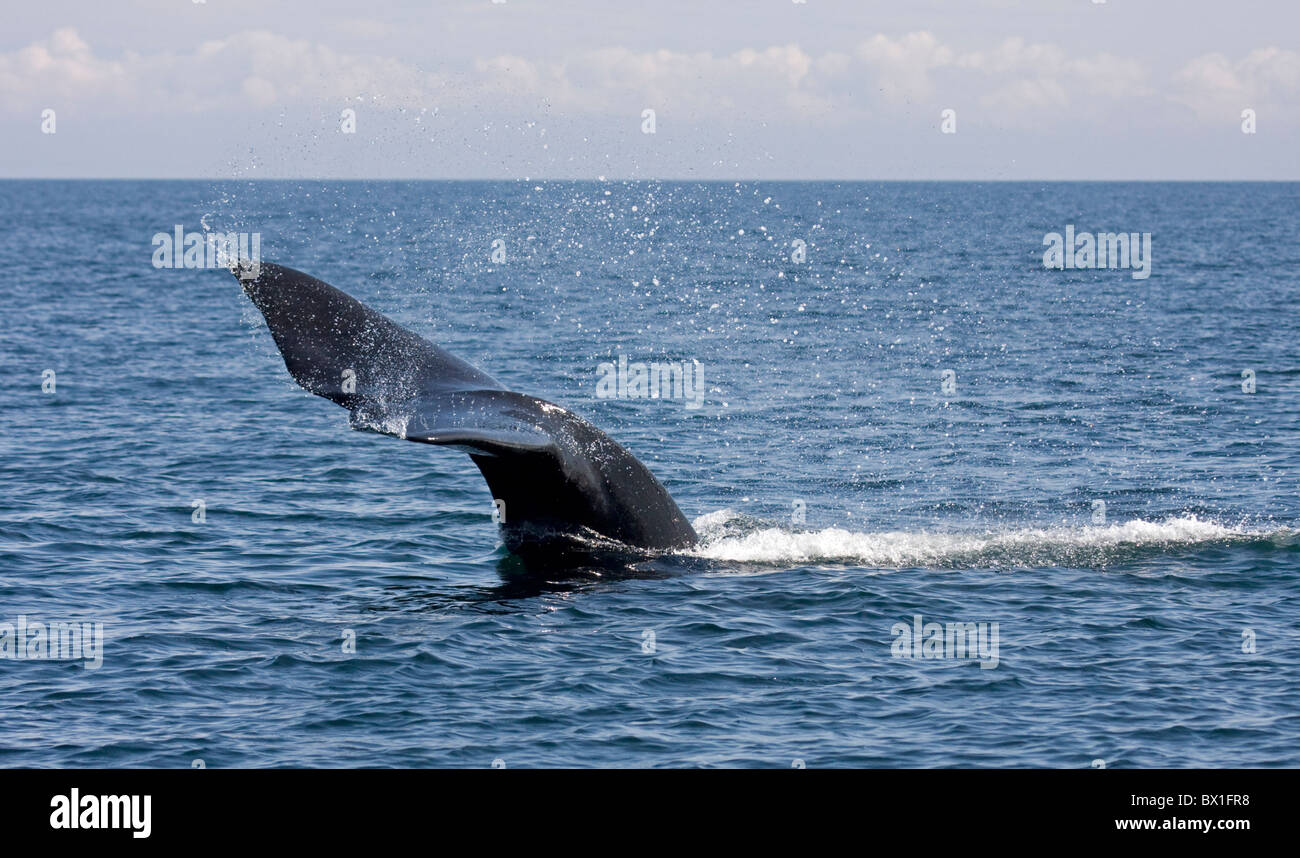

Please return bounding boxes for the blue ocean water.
[1,180,1297,767]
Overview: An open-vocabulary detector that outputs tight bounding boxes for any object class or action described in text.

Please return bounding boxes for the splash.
[688,510,1296,569]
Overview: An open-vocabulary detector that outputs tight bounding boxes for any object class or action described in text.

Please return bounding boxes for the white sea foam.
[687,510,1295,568]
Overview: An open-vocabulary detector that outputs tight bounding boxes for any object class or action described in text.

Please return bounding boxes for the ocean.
[1,179,1297,767]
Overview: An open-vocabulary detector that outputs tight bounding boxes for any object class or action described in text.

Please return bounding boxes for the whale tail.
[234,262,698,560]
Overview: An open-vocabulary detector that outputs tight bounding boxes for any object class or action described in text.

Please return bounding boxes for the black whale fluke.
[234,262,698,561]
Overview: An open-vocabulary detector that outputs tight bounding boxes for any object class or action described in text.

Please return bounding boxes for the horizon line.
[1,177,1297,183]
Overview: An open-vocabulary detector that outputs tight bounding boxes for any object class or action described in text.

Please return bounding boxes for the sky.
[1,0,1297,179]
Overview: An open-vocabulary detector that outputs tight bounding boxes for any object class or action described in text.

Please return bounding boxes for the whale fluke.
[235,262,698,560]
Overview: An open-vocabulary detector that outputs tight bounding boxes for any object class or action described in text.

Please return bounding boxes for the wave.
[687,510,1297,568]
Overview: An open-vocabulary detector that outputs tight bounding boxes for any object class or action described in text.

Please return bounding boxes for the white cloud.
[469,44,833,119]
[0,28,446,113]
[857,31,955,101]
[0,28,130,103]
[2,27,1289,131]
[1174,47,1300,120]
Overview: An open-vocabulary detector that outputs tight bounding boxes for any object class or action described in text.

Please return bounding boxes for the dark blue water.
[2,180,1297,767]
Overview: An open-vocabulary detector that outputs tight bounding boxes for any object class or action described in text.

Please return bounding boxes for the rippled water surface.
[1,180,1297,767]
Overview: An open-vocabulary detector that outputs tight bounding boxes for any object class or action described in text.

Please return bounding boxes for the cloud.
[0,28,446,113]
[1,27,1289,131]
[0,28,130,104]
[469,44,834,119]
[1173,47,1300,120]
[857,31,956,101]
